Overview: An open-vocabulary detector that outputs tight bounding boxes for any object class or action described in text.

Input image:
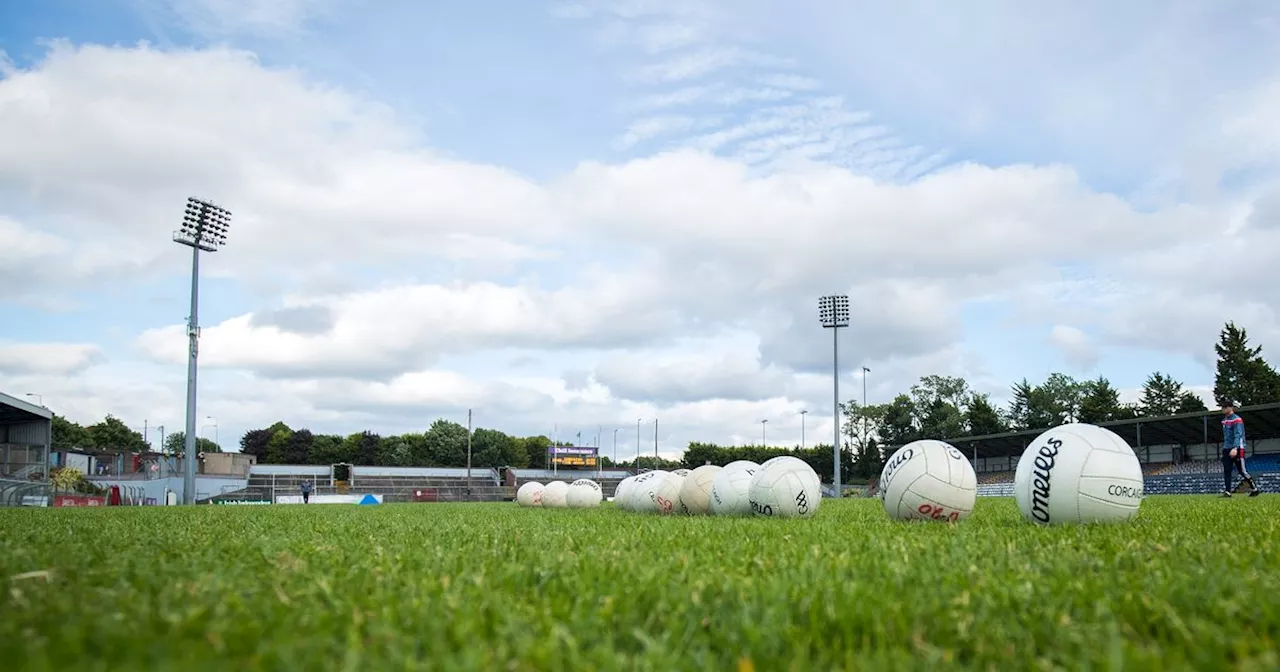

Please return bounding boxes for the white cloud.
[143,0,335,38]
[758,74,822,91]
[3,23,1280,453]
[1048,325,1099,373]
[0,343,106,376]
[613,115,698,148]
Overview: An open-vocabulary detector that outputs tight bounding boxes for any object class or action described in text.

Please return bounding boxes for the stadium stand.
[944,402,1280,497]
[211,465,515,503]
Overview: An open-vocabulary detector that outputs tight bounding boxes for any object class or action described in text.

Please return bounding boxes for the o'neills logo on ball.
[1029,437,1062,523]
[749,499,773,516]
[1107,484,1143,498]
[881,447,914,491]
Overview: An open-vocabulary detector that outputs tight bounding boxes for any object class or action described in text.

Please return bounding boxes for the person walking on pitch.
[300,479,313,504]
[1220,399,1261,497]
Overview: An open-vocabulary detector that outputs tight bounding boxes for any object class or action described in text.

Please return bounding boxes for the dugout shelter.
[0,390,53,506]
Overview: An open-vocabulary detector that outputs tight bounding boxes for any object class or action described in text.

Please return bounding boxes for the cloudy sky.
[2,0,1279,457]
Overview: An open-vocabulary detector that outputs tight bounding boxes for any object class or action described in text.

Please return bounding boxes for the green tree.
[1139,372,1185,417]
[162,431,222,455]
[1176,391,1208,414]
[1007,374,1082,430]
[424,419,469,466]
[400,432,430,466]
[1078,377,1126,424]
[265,427,293,463]
[51,415,90,451]
[239,428,272,462]
[86,415,149,452]
[309,434,350,464]
[1040,373,1084,424]
[521,436,551,469]
[283,429,314,464]
[343,431,381,466]
[851,437,882,479]
[378,435,410,466]
[470,428,527,468]
[879,394,919,447]
[841,401,886,454]
[964,393,1005,435]
[909,375,971,439]
[1213,322,1280,406]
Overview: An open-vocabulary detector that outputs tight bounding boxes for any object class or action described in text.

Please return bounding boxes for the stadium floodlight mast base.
[173,197,230,505]
[818,294,850,498]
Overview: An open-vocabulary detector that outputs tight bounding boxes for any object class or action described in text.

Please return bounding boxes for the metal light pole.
[760,419,768,446]
[636,418,641,470]
[466,409,473,501]
[819,294,850,497]
[612,428,619,468]
[653,418,658,469]
[800,410,808,448]
[205,415,219,448]
[862,367,871,456]
[174,197,230,504]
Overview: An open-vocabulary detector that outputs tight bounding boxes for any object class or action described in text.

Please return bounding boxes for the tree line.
[838,322,1280,461]
[51,414,223,455]
[49,322,1279,483]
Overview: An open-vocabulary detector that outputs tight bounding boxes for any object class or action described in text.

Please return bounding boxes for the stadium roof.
[945,402,1280,458]
[0,391,54,424]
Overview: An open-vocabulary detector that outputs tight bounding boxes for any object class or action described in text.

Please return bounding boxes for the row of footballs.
[516,421,1145,525]
[516,456,825,517]
[876,422,1145,525]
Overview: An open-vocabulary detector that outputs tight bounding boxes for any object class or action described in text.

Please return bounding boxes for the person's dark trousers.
[1223,452,1234,492]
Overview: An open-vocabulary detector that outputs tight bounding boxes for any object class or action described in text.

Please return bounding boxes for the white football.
[516,481,544,507]
[652,471,687,515]
[541,480,570,509]
[613,476,637,509]
[628,470,669,514]
[748,456,822,518]
[709,461,759,516]
[566,479,604,508]
[879,440,977,522]
[678,465,723,515]
[1014,423,1144,524]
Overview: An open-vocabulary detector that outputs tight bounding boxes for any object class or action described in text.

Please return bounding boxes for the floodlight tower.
[173,197,230,504]
[818,294,850,497]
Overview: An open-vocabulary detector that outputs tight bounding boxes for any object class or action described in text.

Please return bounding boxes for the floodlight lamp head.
[174,197,233,252]
[817,294,851,327]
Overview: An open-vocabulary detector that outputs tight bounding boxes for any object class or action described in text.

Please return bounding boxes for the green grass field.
[2,496,1278,671]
